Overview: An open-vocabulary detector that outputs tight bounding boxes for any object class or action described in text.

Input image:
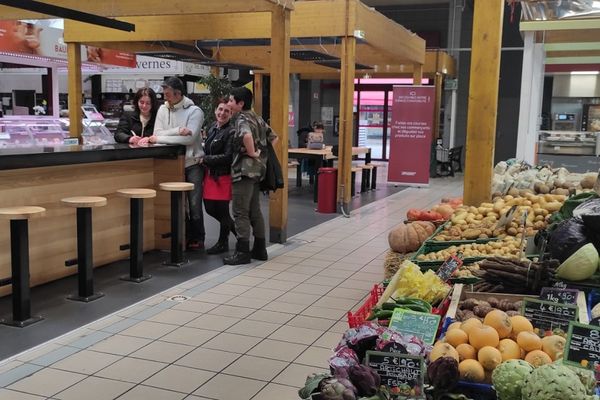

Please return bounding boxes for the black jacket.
[114,111,156,143]
[203,120,235,177]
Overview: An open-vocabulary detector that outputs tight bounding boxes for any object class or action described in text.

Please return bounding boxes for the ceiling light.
[570,71,600,75]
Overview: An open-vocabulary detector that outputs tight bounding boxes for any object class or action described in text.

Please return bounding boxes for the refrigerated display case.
[537,130,600,172]
[582,104,600,132]
[0,117,115,147]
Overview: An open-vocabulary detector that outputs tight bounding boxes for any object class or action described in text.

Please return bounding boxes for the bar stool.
[61,196,107,302]
[159,182,194,267]
[116,188,156,283]
[359,164,374,193]
[350,167,361,197]
[0,206,45,327]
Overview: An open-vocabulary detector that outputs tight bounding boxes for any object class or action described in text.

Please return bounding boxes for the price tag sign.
[564,322,600,372]
[540,287,579,305]
[436,255,463,282]
[522,298,578,335]
[365,351,425,399]
[389,309,440,345]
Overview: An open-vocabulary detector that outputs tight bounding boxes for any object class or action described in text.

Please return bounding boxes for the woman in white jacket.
[141,77,206,250]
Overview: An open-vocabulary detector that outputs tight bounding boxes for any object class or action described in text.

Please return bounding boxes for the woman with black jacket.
[201,99,236,254]
[114,87,159,144]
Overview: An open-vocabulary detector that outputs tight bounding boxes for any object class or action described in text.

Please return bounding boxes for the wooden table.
[352,146,372,164]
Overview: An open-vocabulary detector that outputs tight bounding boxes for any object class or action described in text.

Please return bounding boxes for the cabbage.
[556,243,599,281]
[548,218,591,263]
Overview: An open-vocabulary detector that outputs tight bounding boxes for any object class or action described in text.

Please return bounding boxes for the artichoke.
[298,373,331,399]
[521,363,599,400]
[555,359,597,395]
[348,364,381,397]
[316,377,356,400]
[427,356,459,394]
[491,359,533,400]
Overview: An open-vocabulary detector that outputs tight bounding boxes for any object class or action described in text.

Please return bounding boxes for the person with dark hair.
[307,121,325,149]
[225,86,277,265]
[114,87,159,144]
[200,99,236,254]
[141,76,206,251]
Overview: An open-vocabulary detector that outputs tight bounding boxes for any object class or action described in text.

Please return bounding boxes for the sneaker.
[187,240,204,251]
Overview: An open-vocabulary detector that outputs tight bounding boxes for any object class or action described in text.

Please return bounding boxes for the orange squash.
[516,331,542,352]
[430,343,459,363]
[483,310,512,339]
[445,329,469,348]
[497,338,521,361]
[460,318,483,337]
[388,221,435,253]
[469,325,500,350]
[478,346,503,370]
[525,350,552,367]
[459,359,485,382]
[456,343,477,361]
[509,315,534,339]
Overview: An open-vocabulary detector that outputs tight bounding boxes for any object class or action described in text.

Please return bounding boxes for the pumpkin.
[388,221,435,253]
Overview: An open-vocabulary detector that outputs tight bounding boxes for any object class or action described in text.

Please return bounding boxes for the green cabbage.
[491,359,533,400]
[556,243,599,281]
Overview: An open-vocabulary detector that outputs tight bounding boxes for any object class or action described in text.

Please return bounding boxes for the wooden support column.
[67,42,83,141]
[268,6,290,244]
[253,73,263,117]
[412,63,423,85]
[338,36,356,211]
[464,0,504,205]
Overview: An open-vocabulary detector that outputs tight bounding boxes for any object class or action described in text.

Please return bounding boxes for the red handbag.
[203,172,232,201]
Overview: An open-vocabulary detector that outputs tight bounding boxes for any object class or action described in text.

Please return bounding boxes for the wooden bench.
[358,164,374,192]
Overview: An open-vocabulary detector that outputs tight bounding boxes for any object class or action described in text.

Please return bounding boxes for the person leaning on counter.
[114,87,159,145]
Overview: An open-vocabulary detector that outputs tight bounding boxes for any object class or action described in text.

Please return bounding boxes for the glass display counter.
[0,117,116,148]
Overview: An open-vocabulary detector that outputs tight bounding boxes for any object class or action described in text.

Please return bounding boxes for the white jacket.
[154,96,204,168]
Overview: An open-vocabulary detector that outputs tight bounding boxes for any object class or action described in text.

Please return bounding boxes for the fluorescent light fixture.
[570,71,600,75]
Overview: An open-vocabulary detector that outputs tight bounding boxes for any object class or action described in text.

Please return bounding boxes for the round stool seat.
[0,206,46,220]
[61,196,107,208]
[159,182,194,192]
[117,188,157,199]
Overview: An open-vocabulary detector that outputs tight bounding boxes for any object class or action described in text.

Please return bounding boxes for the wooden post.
[253,73,263,117]
[338,36,356,210]
[464,0,504,205]
[67,42,83,141]
[412,63,423,85]
[268,6,290,244]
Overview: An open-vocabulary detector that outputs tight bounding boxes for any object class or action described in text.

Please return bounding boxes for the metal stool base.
[120,274,152,283]
[0,315,43,328]
[162,260,189,268]
[67,292,104,303]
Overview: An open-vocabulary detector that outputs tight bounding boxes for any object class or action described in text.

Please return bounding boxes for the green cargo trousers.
[232,177,265,241]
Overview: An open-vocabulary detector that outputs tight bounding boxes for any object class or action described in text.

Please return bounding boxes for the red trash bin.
[317,167,337,213]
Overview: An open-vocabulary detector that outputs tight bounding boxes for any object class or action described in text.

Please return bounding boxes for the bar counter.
[0,144,185,295]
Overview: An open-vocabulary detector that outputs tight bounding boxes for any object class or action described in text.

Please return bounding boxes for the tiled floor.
[0,176,462,400]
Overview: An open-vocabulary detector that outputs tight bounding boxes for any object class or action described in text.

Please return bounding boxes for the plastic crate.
[346,284,452,332]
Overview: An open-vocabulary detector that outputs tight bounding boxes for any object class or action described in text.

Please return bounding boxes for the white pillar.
[516,31,545,164]
[51,66,60,118]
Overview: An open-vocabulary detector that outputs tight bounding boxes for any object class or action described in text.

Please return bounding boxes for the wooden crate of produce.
[446,284,589,324]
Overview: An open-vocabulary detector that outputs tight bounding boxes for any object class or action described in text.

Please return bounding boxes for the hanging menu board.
[365,351,425,399]
[564,322,600,371]
[521,298,578,334]
[540,287,579,305]
[389,309,440,345]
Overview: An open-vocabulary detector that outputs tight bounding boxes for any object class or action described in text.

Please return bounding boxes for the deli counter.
[537,130,600,173]
[0,121,185,295]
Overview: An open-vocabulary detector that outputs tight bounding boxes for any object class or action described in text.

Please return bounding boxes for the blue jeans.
[185,164,205,242]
